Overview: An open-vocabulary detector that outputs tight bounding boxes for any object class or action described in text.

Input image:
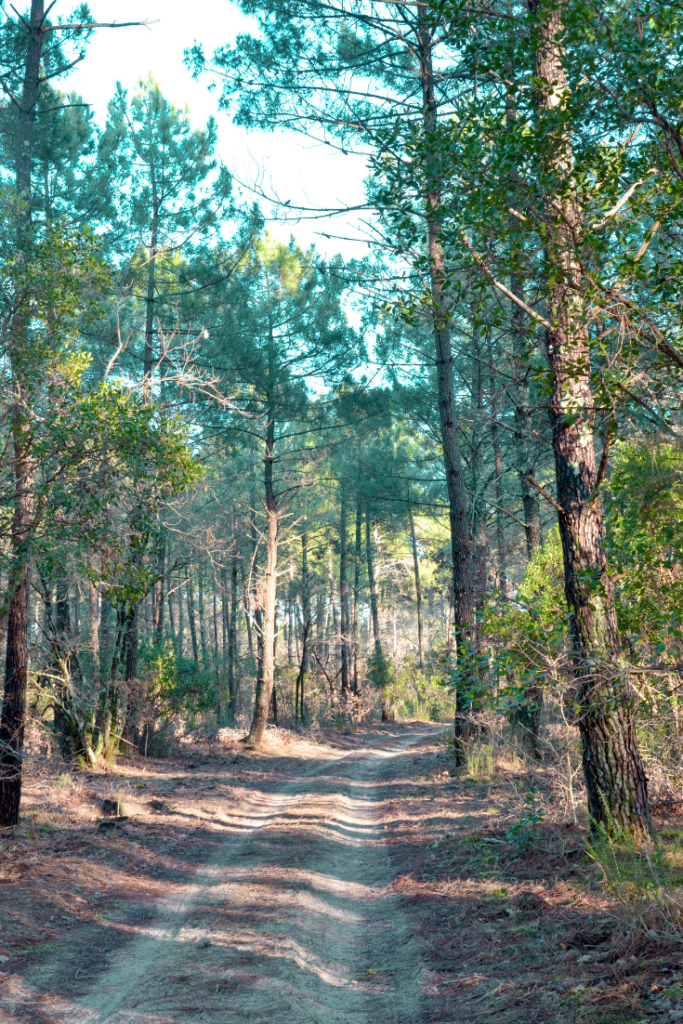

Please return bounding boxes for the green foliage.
[506,788,545,854]
[606,438,683,663]
[139,640,218,719]
[366,648,394,692]
[483,527,569,707]
[390,659,453,721]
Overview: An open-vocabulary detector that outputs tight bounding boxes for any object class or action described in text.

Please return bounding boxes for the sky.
[65,0,371,259]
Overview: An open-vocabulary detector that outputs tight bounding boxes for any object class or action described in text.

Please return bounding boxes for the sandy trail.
[58,726,433,1024]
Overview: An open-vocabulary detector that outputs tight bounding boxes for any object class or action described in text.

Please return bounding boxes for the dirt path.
[2,724,436,1024]
[4,721,680,1023]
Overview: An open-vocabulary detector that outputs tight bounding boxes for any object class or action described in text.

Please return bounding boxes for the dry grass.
[376,727,683,1022]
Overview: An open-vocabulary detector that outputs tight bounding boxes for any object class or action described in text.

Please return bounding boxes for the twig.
[461,233,553,331]
[527,474,565,515]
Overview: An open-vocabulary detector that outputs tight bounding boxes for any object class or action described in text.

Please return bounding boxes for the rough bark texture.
[418,16,477,763]
[529,0,650,838]
[0,0,44,827]
[418,19,474,640]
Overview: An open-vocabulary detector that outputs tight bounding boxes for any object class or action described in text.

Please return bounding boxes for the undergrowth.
[587,829,683,945]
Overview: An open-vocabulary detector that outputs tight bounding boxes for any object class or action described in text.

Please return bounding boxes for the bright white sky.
[66,0,370,259]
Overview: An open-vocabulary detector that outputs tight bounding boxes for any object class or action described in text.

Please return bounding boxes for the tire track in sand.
[67,726,436,1024]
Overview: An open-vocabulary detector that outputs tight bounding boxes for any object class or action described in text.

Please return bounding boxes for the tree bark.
[408,500,424,668]
[213,578,222,723]
[229,541,239,717]
[352,504,362,692]
[296,530,311,722]
[240,560,254,660]
[247,407,278,745]
[143,170,159,387]
[365,512,381,657]
[89,580,100,671]
[197,566,208,665]
[488,351,509,597]
[417,15,478,762]
[53,576,75,761]
[529,0,650,838]
[339,491,351,701]
[153,533,165,646]
[177,579,185,657]
[187,571,199,665]
[511,282,542,559]
[0,0,44,826]
[366,512,392,721]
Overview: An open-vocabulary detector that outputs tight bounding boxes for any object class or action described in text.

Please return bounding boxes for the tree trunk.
[366,512,381,657]
[229,542,239,718]
[352,504,362,692]
[177,579,185,657]
[511,281,542,559]
[470,326,490,612]
[529,0,650,839]
[89,580,100,671]
[315,584,325,656]
[53,577,75,761]
[284,565,293,666]
[197,567,208,665]
[213,580,222,723]
[187,572,199,665]
[339,491,351,701]
[122,606,138,752]
[144,176,159,386]
[327,558,340,692]
[0,0,44,827]
[168,583,178,655]
[153,533,165,646]
[240,560,254,660]
[488,349,509,597]
[408,500,424,668]
[247,408,278,745]
[221,566,229,679]
[417,16,477,762]
[366,512,392,721]
[296,530,311,722]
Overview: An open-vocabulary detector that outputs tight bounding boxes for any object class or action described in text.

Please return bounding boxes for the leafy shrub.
[139,640,218,719]
[506,788,545,853]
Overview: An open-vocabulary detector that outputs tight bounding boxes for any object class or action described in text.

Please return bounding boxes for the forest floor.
[0,721,682,1023]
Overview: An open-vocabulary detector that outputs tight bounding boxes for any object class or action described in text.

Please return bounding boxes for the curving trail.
[63,726,435,1024]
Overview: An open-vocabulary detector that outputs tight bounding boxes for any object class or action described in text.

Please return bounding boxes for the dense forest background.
[0,0,682,856]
